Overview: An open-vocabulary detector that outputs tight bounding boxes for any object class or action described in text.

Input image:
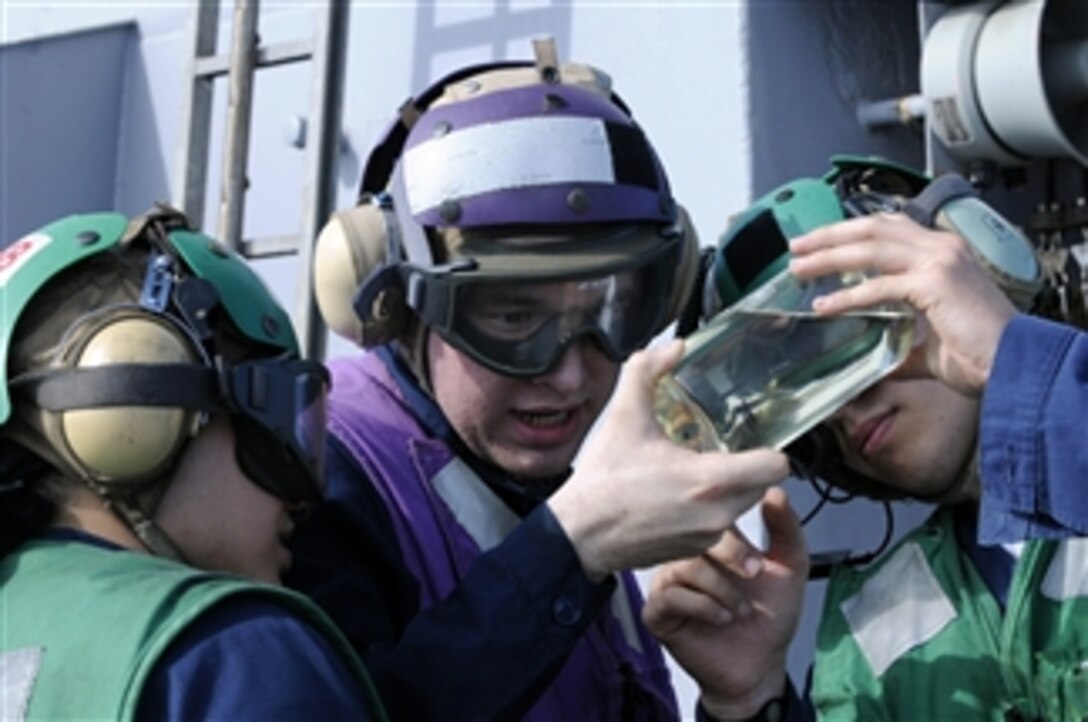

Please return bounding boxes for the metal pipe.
[295,0,351,361]
[174,0,220,224]
[856,93,926,130]
[218,0,259,250]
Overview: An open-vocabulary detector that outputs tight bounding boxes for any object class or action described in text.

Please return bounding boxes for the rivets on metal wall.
[283,115,307,149]
[567,188,590,214]
[439,200,462,223]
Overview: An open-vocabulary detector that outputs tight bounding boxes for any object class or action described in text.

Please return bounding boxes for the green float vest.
[0,538,387,722]
[813,506,1088,721]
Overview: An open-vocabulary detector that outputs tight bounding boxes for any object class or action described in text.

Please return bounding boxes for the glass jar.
[655,268,915,452]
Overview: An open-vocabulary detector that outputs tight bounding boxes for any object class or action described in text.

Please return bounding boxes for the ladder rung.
[193,39,314,79]
[240,234,302,259]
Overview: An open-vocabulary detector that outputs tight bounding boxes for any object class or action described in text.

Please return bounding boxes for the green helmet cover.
[0,212,298,423]
[710,155,932,311]
[169,229,298,355]
[711,178,845,309]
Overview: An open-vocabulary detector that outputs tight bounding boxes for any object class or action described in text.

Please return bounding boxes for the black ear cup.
[45,312,203,484]
[662,204,703,330]
[904,174,1042,310]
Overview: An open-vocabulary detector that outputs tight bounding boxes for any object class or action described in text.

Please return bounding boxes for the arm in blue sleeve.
[978,314,1088,544]
[137,597,374,721]
[286,438,617,722]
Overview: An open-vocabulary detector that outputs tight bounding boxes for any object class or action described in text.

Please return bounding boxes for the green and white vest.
[0,538,386,721]
[813,506,1088,721]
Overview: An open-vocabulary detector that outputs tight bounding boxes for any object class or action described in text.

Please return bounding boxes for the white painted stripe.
[404,116,615,214]
[430,455,646,654]
[430,457,519,552]
[610,580,644,654]
[1042,538,1088,601]
[0,647,43,722]
[840,542,957,677]
[0,234,51,286]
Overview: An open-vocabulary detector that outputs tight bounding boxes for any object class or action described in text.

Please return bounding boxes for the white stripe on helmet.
[404,115,616,215]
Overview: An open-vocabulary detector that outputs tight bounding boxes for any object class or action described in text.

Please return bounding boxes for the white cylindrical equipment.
[921,0,1088,167]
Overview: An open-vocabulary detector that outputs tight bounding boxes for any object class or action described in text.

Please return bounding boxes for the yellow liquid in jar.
[655,309,915,452]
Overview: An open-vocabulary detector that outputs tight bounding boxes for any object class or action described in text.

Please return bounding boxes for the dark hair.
[0,439,57,557]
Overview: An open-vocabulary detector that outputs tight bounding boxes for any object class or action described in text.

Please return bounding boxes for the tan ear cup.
[662,204,702,326]
[51,314,200,484]
[313,202,408,348]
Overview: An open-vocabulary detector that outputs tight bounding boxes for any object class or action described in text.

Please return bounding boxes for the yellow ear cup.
[313,202,405,347]
[60,315,200,483]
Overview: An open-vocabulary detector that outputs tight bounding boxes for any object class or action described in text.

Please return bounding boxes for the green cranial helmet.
[0,210,299,421]
[705,155,1041,318]
[0,207,329,559]
[701,156,1042,498]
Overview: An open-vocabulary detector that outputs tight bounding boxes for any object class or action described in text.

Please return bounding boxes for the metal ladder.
[172,0,349,361]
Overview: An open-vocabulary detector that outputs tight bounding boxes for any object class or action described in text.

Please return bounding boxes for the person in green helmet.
[0,208,387,722]
[642,158,1088,722]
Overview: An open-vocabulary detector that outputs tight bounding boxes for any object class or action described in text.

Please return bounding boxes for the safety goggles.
[225,356,330,507]
[402,230,684,376]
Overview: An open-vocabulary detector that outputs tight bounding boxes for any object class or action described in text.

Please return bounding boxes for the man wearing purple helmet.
[286,39,788,721]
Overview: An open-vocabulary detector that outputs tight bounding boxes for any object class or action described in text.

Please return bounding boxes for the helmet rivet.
[775,189,795,204]
[433,121,452,138]
[439,200,462,223]
[543,92,567,111]
[567,188,590,214]
[462,80,482,95]
[207,239,230,258]
[76,230,100,246]
[262,314,281,338]
[659,195,675,216]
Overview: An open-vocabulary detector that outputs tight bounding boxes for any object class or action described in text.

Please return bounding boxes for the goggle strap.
[10,364,220,412]
[902,173,978,228]
[173,277,222,346]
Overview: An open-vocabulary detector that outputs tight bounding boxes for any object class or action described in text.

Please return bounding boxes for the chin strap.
[105,491,188,563]
[112,495,187,565]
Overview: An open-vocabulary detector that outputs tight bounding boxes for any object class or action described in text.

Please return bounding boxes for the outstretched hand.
[788,213,1017,397]
[643,487,809,719]
[548,340,790,581]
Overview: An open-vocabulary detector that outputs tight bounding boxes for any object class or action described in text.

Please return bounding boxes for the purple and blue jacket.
[288,348,679,721]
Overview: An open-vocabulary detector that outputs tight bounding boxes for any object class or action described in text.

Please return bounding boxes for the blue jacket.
[288,348,679,721]
[979,314,1088,543]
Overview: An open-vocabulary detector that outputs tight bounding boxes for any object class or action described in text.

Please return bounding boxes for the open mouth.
[513,409,574,427]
